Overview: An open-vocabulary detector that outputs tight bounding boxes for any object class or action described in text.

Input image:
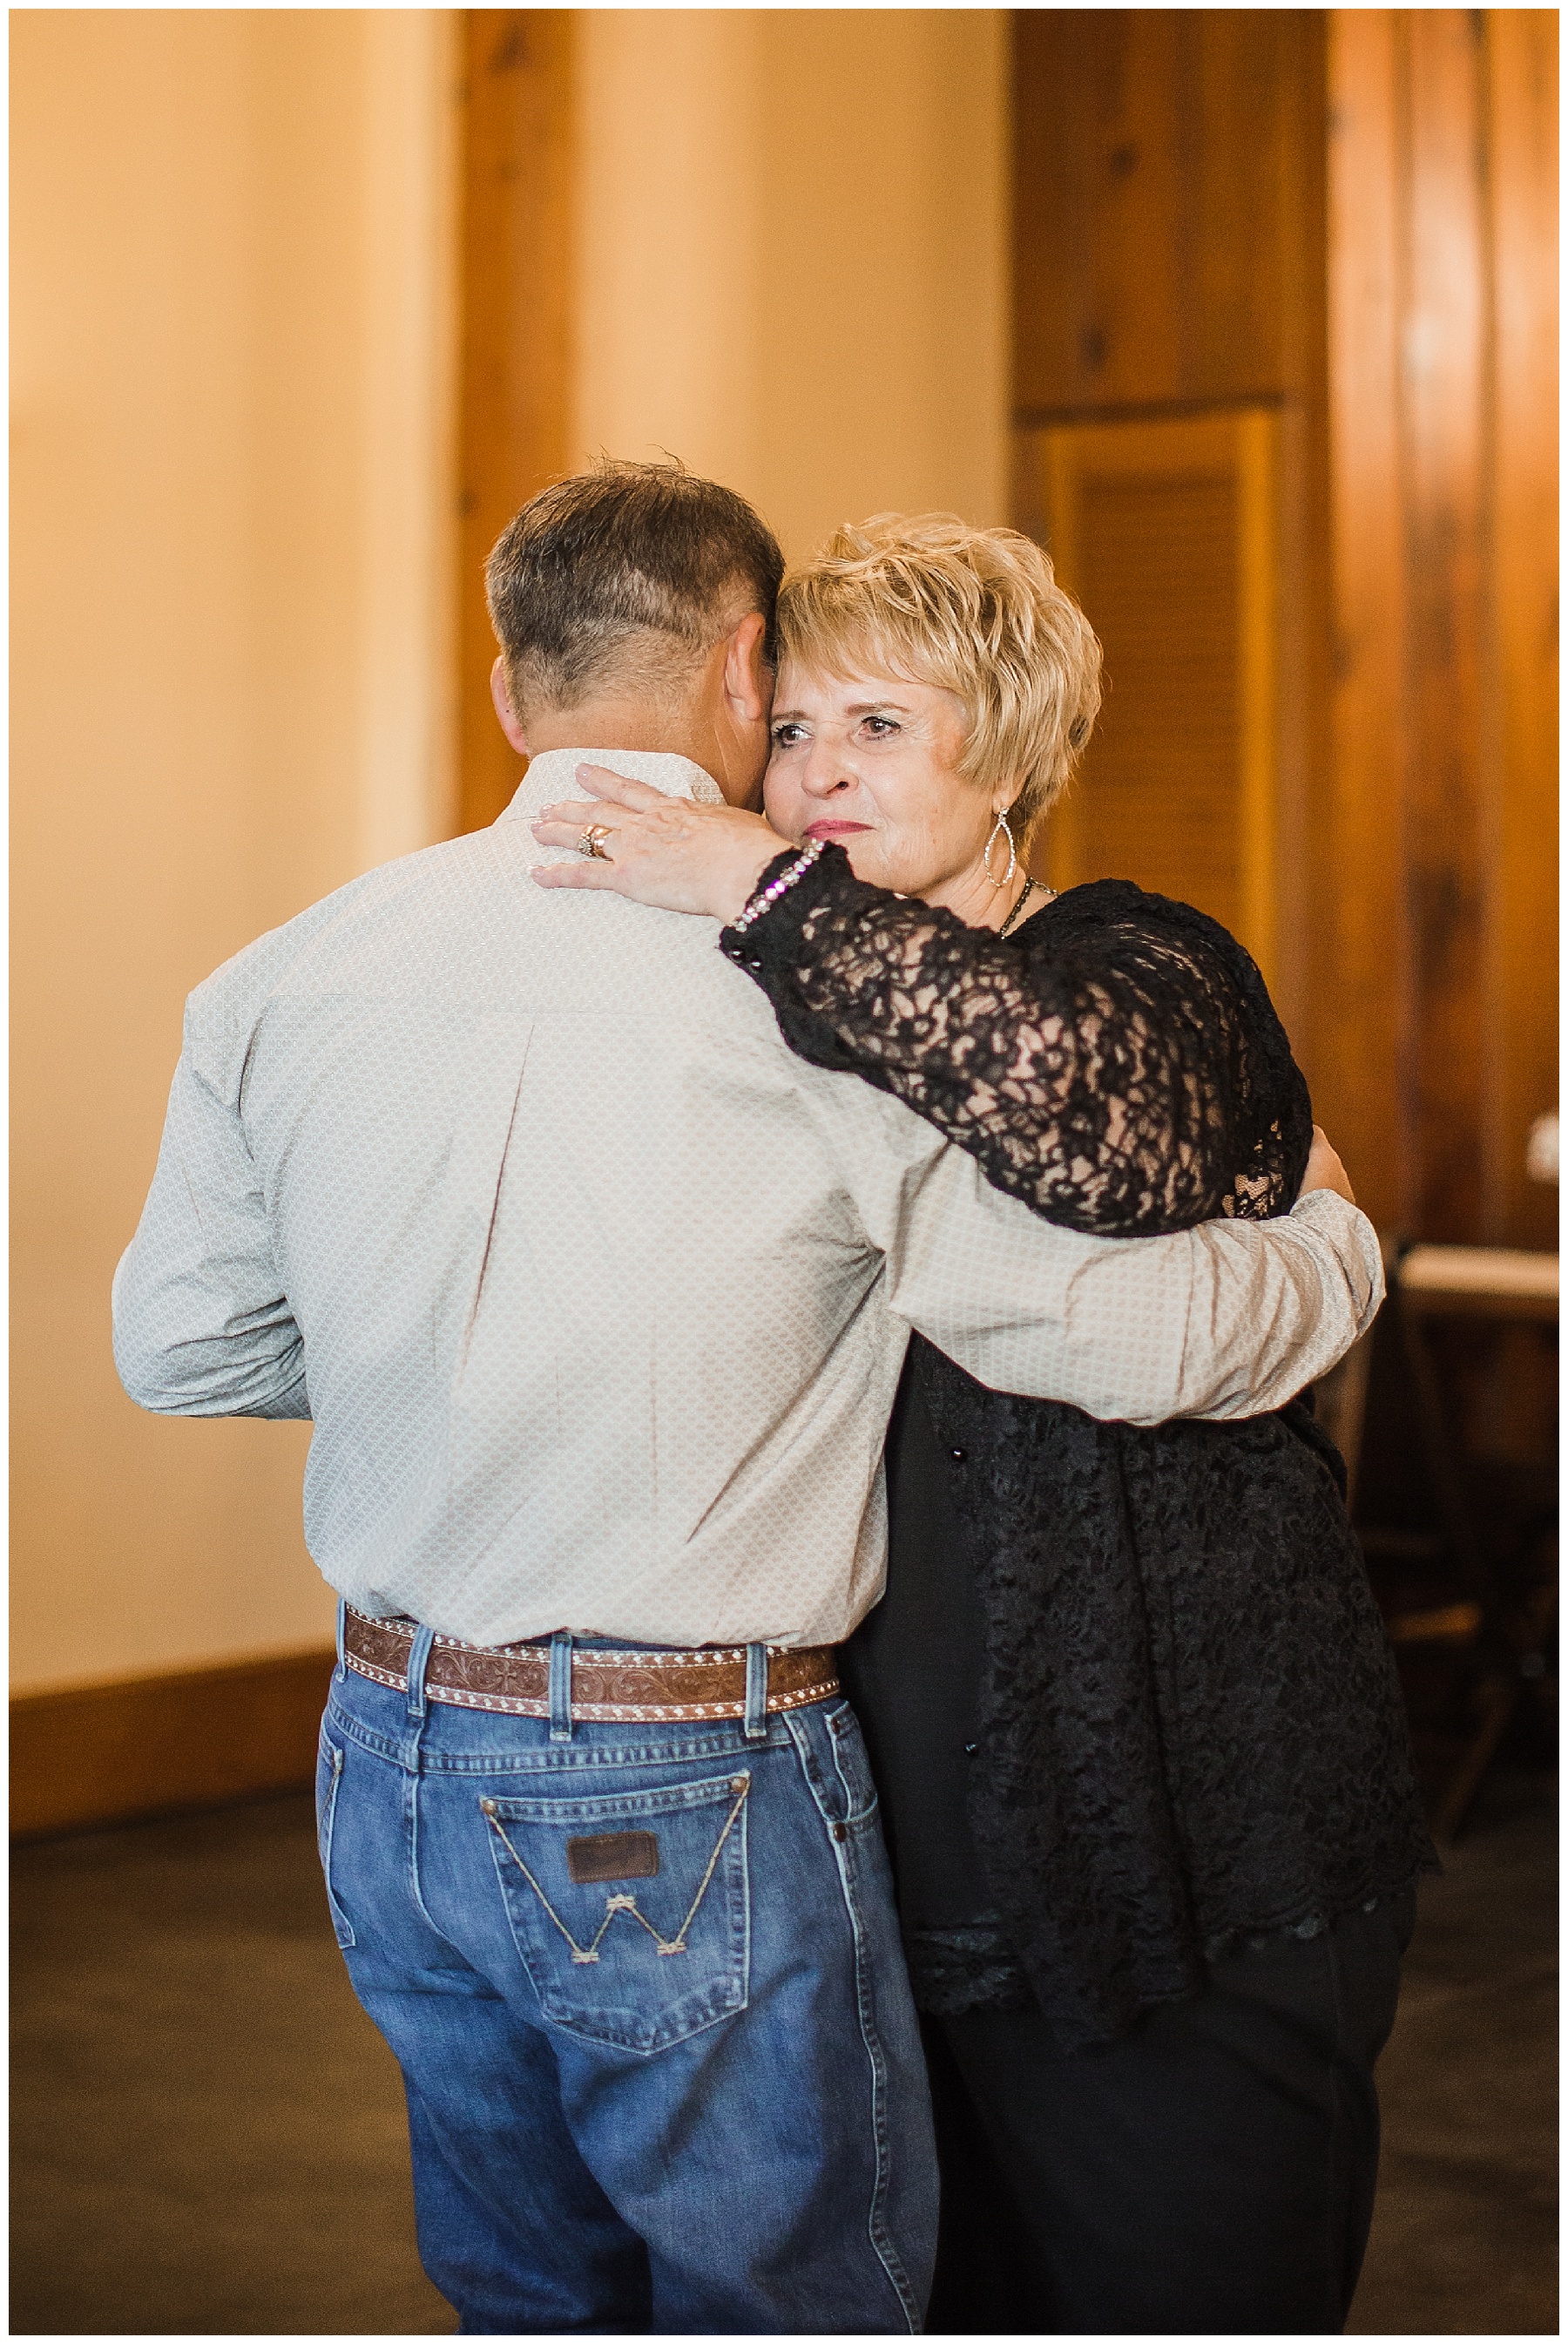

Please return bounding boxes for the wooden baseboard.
[10,1646,338,1839]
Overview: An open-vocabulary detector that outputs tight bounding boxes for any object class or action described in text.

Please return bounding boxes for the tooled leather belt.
[341,1605,841,1723]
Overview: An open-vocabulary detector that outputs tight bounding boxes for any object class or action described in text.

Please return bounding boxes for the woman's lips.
[804,820,872,840]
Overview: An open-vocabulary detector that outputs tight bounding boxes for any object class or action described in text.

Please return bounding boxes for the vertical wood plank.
[456,10,574,837]
[1270,17,1332,1064]
[1324,12,1405,1232]
[1193,10,1288,394]
[1484,10,1558,1247]
[1326,7,1555,1245]
[1037,429,1085,885]
[1397,10,1490,1242]
[1236,408,1281,979]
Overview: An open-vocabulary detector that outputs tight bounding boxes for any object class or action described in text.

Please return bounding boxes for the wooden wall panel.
[1318,11,1405,1232]
[1486,11,1558,1250]
[457,10,574,837]
[11,1650,335,1838]
[1399,13,1490,1241]
[1013,10,1327,417]
[1326,10,1558,1243]
[1017,10,1557,1245]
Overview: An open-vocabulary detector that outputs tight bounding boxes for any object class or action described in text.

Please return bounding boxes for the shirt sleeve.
[857,1121,1382,1423]
[112,1036,310,1420]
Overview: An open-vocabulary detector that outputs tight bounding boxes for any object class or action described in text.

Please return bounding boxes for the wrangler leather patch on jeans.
[566,1831,659,1884]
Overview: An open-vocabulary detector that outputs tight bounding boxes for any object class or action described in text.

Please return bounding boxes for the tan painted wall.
[12,6,1006,1694]
[10,10,456,1691]
[576,10,1010,557]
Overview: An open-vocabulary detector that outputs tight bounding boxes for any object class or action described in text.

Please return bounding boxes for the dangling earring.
[983,809,1017,889]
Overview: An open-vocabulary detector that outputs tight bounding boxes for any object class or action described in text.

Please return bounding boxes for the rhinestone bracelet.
[728,836,828,934]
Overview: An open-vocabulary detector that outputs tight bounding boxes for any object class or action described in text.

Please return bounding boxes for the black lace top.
[721,850,1435,2052]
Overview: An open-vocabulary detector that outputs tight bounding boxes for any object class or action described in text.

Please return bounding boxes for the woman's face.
[763,661,1016,918]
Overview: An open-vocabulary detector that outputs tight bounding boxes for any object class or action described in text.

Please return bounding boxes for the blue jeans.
[317,1627,937,2333]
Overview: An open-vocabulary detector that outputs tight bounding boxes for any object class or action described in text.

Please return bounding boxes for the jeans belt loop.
[743,1643,769,1744]
[549,1630,574,1744]
[405,1623,436,1725]
[334,1596,348,1683]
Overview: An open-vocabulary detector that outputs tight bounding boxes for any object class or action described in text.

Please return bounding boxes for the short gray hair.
[486,459,785,720]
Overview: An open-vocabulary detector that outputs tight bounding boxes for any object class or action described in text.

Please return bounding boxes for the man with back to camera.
[112,461,1382,2335]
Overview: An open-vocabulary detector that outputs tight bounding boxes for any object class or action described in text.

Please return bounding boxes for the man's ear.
[490,657,531,756]
[720,612,770,725]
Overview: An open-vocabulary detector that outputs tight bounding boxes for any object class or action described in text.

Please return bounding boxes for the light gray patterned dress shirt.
[113,749,1382,1650]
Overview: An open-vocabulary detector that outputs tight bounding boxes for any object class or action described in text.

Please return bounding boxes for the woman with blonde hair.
[532,514,1432,2334]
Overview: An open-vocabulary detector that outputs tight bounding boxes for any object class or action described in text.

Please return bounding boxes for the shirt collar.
[499,747,725,823]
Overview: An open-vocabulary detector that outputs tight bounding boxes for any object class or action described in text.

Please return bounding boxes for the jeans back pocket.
[483,1769,751,2055]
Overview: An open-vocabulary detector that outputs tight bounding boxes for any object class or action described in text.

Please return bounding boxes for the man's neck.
[524,697,705,765]
[514,744,719,811]
[522,694,764,809]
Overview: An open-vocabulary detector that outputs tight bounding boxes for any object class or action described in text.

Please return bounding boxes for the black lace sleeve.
[720,848,1312,1237]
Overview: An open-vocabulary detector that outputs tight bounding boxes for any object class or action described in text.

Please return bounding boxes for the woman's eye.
[771,722,807,748]
[862,715,899,740]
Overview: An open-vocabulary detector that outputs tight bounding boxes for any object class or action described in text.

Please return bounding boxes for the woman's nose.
[798,738,852,797]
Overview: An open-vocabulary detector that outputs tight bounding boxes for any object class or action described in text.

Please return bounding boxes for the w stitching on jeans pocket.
[484,1778,748,1964]
[483,1770,752,2055]
[315,1735,356,1949]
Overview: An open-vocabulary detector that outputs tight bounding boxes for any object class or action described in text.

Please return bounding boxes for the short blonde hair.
[778,513,1102,841]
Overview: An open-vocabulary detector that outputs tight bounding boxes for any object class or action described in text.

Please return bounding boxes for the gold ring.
[578,824,613,860]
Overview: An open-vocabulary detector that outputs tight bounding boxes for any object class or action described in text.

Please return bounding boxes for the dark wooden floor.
[1348,1768,1558,2334]
[11,1792,453,2337]
[10,1770,1557,2335]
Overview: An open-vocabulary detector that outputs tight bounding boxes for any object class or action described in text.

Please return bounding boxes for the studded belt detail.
[341,1606,841,1723]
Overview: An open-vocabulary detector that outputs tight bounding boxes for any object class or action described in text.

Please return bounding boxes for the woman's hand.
[1299,1126,1355,1207]
[531,765,787,922]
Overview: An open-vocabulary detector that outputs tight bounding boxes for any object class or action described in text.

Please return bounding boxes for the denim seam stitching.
[784,1710,921,2333]
[404,1771,476,1953]
[483,1776,754,1824]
